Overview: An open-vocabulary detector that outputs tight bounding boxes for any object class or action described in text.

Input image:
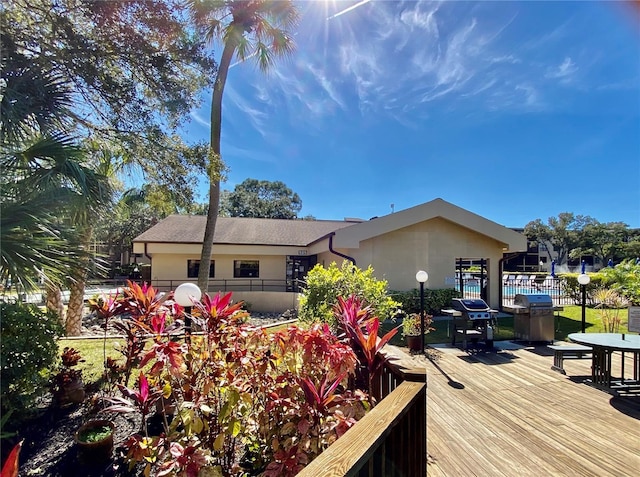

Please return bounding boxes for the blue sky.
[185,0,640,228]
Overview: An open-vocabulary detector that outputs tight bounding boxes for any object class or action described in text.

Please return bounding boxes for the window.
[234,260,259,278]
[187,260,214,278]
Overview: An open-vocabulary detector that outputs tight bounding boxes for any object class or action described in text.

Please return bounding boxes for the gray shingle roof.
[133,215,358,247]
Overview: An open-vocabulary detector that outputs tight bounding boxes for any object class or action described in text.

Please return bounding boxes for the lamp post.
[174,282,202,344]
[416,270,429,354]
[577,263,590,333]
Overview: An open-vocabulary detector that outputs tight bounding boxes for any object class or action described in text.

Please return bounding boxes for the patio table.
[567,333,640,392]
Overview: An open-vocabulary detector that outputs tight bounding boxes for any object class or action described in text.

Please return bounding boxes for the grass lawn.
[382,305,632,348]
[58,321,293,387]
[60,308,632,387]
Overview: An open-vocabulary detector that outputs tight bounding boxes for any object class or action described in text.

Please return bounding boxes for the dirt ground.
[8,395,143,477]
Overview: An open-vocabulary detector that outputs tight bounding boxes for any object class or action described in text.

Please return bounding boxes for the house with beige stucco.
[133,198,527,312]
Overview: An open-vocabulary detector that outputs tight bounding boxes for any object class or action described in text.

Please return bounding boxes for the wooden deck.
[423,342,640,477]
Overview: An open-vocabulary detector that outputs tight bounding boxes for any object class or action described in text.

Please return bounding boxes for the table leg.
[591,347,611,387]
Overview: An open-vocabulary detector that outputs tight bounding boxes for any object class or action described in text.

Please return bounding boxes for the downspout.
[498,256,504,311]
[144,242,151,262]
[144,243,152,282]
[328,232,356,266]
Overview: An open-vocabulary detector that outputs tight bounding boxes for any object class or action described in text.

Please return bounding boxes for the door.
[286,256,317,292]
[456,258,489,302]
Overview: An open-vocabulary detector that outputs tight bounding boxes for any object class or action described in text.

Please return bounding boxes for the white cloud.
[545,57,578,81]
[190,111,210,128]
[225,85,270,137]
[228,1,592,130]
[515,84,543,109]
[222,143,280,164]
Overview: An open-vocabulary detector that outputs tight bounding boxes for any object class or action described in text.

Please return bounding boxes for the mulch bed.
[8,395,143,477]
[7,313,294,476]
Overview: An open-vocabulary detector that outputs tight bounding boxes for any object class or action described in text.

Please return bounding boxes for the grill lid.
[513,294,553,307]
[451,298,490,311]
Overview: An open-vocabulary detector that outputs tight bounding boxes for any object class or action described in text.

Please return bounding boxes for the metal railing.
[458,275,573,306]
[151,278,292,293]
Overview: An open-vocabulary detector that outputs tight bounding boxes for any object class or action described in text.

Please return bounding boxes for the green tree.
[0,49,110,295]
[524,213,584,266]
[220,178,302,218]
[189,0,299,292]
[298,261,401,329]
[63,147,118,335]
[572,220,630,266]
[1,0,214,204]
[620,232,640,261]
[95,182,187,271]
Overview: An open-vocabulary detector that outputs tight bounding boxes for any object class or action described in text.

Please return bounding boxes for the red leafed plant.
[1,440,22,477]
[190,290,248,341]
[106,372,162,434]
[50,347,85,403]
[95,286,370,477]
[334,295,400,403]
[114,281,167,322]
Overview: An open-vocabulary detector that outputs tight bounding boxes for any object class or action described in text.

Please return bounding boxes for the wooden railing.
[298,346,427,477]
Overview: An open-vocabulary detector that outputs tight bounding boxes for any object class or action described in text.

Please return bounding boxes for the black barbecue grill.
[448,298,498,349]
[450,298,496,319]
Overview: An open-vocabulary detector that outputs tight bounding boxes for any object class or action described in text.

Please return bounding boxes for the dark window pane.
[234,260,259,278]
[187,260,214,278]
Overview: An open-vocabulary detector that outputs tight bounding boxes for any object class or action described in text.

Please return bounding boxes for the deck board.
[423,343,640,476]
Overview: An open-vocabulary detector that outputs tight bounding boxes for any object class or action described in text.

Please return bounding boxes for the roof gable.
[332,198,527,251]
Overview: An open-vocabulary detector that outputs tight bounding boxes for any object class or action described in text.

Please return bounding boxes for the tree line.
[524,213,640,267]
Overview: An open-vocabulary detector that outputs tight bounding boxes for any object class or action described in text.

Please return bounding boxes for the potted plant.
[74,419,115,464]
[402,313,433,351]
[51,347,85,406]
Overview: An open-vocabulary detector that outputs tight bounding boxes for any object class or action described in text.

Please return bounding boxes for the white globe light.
[174,282,202,307]
[577,273,591,286]
[416,270,429,283]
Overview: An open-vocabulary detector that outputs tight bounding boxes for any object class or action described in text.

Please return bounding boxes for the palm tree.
[1,40,111,330]
[189,0,298,292]
[64,147,115,335]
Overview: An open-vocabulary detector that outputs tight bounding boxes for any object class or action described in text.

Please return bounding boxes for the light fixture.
[577,273,590,333]
[174,283,202,344]
[415,270,429,354]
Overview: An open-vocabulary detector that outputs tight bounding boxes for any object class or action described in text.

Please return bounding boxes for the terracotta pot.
[406,335,422,351]
[75,419,114,464]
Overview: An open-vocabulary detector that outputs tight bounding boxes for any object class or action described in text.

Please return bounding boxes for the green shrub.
[598,259,640,305]
[0,302,63,418]
[561,273,607,305]
[391,288,461,316]
[298,261,401,327]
